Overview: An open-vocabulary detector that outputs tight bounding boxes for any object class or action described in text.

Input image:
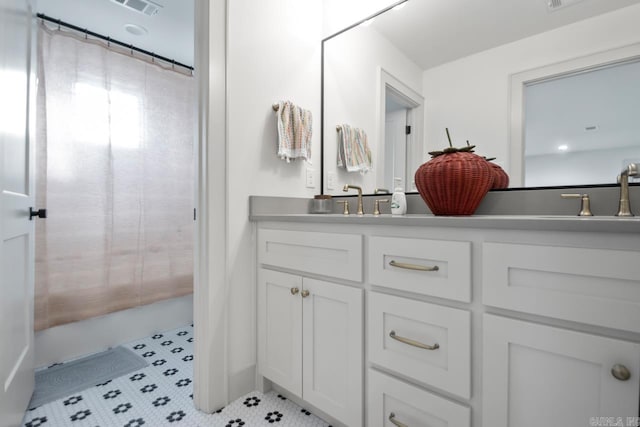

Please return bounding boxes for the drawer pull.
[389,330,440,350]
[389,412,408,427]
[290,287,299,295]
[611,364,631,381]
[389,260,439,272]
[301,289,310,298]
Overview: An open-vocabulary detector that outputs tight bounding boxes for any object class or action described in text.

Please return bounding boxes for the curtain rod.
[36,13,194,72]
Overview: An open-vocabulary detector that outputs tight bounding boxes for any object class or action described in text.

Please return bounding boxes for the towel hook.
[272,103,280,111]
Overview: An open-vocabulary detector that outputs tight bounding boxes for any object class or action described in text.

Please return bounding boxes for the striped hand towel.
[276,100,312,163]
[337,124,372,173]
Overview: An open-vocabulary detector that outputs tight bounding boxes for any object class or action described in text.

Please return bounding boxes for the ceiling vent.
[111,0,162,16]
[547,0,585,12]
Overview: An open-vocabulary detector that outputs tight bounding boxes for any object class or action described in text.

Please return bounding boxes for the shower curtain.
[35,25,195,331]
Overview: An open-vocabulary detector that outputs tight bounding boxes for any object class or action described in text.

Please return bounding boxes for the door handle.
[29,208,47,220]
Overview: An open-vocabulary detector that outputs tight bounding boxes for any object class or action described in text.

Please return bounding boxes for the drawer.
[483,242,640,332]
[368,369,470,427]
[258,228,363,282]
[369,236,471,302]
[369,292,471,399]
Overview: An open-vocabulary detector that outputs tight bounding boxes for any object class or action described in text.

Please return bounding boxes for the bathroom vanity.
[251,205,640,427]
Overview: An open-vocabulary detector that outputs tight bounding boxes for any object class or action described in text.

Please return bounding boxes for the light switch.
[306,168,315,188]
[327,172,337,190]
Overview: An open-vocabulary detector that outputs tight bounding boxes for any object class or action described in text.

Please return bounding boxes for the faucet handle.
[373,199,390,216]
[561,193,593,216]
[337,200,350,215]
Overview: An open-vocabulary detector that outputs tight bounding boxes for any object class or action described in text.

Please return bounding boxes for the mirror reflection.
[523,59,640,187]
[322,0,640,195]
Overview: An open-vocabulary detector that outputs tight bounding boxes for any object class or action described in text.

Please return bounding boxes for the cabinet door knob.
[611,364,631,381]
[300,290,310,298]
[389,412,408,427]
[290,287,299,295]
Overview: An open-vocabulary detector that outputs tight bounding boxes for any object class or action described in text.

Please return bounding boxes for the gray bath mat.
[29,346,148,409]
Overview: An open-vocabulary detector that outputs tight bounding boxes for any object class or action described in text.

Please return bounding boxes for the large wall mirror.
[322,0,640,196]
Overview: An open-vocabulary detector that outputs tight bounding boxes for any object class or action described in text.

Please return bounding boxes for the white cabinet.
[302,277,363,426]
[369,236,471,302]
[258,269,363,427]
[254,219,640,427]
[368,369,470,427]
[369,292,471,399]
[483,314,640,427]
[483,242,640,332]
[258,228,363,282]
[257,269,302,396]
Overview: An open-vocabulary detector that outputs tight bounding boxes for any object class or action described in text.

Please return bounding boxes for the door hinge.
[405,125,411,135]
[193,208,196,221]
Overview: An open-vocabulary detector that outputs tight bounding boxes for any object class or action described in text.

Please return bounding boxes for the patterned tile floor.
[22,325,331,427]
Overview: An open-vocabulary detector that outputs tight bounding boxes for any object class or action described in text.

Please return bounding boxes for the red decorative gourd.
[414,129,494,215]
[483,157,509,189]
[488,162,509,189]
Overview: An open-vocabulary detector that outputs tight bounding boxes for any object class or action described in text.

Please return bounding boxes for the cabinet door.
[483,314,640,427]
[258,269,303,396]
[302,278,363,427]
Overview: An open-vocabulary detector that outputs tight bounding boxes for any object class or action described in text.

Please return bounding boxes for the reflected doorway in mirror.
[379,68,424,193]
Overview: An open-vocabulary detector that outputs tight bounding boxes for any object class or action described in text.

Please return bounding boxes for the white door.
[384,109,407,191]
[302,278,363,427]
[0,1,37,426]
[483,314,640,427]
[257,269,303,396]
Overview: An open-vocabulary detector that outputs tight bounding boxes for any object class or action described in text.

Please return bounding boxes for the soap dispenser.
[391,178,407,215]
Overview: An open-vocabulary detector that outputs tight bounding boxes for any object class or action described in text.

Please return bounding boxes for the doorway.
[378,68,424,192]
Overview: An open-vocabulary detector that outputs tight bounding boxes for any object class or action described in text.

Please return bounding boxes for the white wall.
[422,3,640,177]
[35,295,193,368]
[226,0,323,400]
[323,25,423,194]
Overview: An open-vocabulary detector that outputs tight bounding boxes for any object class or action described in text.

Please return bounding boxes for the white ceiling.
[36,0,194,67]
[371,0,640,70]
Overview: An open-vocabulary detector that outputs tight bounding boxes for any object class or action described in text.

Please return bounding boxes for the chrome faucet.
[343,184,364,215]
[616,163,638,217]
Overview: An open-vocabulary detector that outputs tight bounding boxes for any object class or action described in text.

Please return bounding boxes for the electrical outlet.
[327,172,337,190]
[305,168,315,188]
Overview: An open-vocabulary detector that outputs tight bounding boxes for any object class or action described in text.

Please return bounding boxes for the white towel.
[337,124,372,173]
[276,100,312,163]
